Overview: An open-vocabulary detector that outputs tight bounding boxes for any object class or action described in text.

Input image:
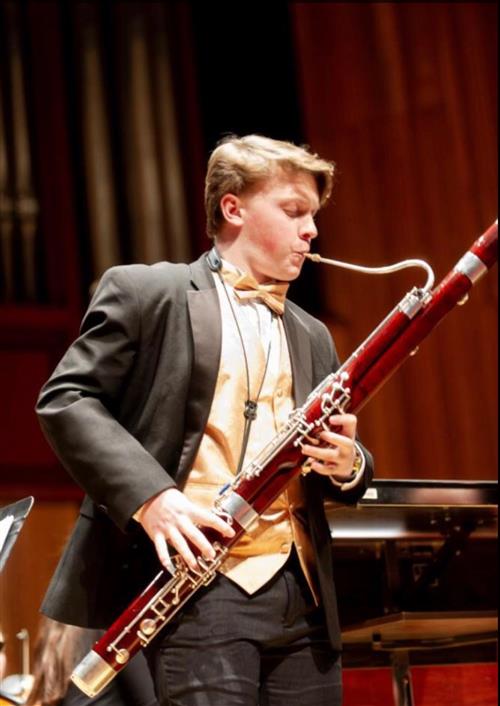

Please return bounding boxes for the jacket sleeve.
[36,267,175,531]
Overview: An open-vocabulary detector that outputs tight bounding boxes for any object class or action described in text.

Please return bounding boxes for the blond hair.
[28,618,97,706]
[204,134,335,238]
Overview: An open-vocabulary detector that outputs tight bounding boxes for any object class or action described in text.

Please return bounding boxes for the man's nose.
[300,215,318,241]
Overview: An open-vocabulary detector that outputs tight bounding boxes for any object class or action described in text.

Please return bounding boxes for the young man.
[37,135,373,706]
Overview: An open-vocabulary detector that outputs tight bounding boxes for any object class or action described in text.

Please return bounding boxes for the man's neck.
[213,239,248,274]
[214,238,274,284]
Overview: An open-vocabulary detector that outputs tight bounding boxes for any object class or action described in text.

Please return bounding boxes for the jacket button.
[98,504,108,514]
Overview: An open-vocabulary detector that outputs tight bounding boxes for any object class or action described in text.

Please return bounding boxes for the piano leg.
[391,651,415,706]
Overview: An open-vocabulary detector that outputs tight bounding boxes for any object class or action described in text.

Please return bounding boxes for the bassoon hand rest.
[71,221,498,697]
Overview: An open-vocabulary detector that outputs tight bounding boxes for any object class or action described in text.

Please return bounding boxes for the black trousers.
[146,550,342,706]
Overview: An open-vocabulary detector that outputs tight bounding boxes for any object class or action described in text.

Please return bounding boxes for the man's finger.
[301,443,341,462]
[319,430,354,449]
[178,515,216,560]
[167,526,199,571]
[308,460,339,476]
[328,414,357,438]
[193,506,236,538]
[153,532,176,574]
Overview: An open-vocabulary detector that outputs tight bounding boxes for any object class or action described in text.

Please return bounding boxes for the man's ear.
[219,193,244,227]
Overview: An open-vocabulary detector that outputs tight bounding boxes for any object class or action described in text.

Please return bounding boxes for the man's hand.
[300,413,358,483]
[137,488,235,572]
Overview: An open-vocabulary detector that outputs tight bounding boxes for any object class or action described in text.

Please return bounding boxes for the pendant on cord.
[244,400,258,420]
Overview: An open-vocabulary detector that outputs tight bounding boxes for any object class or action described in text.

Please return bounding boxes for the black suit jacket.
[36,253,373,650]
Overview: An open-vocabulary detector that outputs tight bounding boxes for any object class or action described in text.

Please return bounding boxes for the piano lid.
[359,479,497,507]
[327,479,498,541]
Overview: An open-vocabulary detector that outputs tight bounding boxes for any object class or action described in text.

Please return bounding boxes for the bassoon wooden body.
[72,222,497,697]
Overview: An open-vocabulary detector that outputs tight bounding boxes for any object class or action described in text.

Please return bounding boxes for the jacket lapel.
[283,303,314,406]
[177,255,222,483]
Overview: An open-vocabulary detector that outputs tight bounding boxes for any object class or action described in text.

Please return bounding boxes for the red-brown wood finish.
[343,664,498,706]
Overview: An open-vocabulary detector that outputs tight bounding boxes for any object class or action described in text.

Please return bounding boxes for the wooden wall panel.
[343,664,498,705]
[0,351,56,468]
[292,3,498,480]
[0,308,82,497]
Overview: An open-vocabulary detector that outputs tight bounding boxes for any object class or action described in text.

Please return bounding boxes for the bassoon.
[72,221,498,697]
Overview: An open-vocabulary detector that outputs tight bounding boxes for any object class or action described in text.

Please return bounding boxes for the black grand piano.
[326,479,498,706]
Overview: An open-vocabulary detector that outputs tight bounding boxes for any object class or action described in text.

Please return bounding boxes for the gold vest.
[183,271,319,600]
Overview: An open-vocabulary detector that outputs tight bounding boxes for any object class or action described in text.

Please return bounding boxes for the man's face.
[233,171,320,282]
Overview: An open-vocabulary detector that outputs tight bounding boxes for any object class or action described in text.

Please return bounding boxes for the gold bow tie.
[221,268,289,315]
